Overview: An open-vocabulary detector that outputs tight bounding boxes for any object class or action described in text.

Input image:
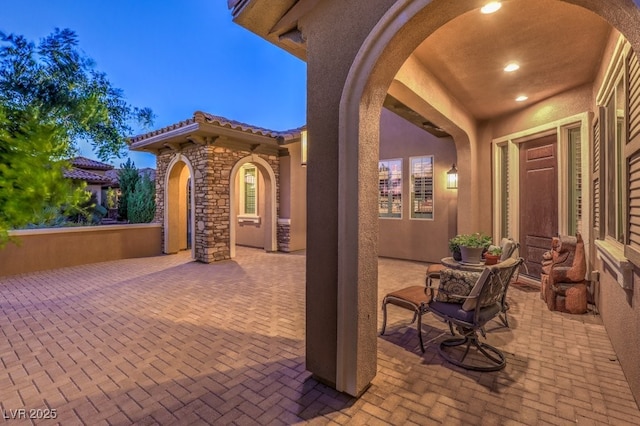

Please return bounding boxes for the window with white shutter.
[410,156,434,220]
[379,159,402,218]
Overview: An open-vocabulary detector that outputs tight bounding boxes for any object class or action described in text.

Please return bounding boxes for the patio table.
[441,256,487,273]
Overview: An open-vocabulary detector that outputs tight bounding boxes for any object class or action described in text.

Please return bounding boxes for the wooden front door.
[519,134,558,278]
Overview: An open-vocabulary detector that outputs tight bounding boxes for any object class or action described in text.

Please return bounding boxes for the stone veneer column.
[277,219,291,252]
[154,152,170,252]
[155,145,280,262]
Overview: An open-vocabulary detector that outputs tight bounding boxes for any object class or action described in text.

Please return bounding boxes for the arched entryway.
[229,155,277,258]
[330,0,640,395]
[164,154,195,259]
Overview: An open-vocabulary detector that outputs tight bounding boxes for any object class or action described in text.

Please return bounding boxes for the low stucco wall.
[595,261,640,406]
[0,224,162,277]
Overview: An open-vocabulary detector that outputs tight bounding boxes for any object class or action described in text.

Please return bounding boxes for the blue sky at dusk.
[2,0,307,169]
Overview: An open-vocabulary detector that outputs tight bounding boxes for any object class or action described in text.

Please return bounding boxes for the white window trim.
[239,164,259,219]
[409,155,435,221]
[378,158,403,219]
[596,36,628,250]
[592,35,632,285]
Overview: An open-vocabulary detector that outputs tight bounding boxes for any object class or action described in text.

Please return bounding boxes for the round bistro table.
[440,257,487,273]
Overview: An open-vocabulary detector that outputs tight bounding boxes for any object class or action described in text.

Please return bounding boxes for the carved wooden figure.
[540,233,588,314]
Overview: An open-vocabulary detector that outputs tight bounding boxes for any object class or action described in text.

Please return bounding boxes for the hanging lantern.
[447,164,458,189]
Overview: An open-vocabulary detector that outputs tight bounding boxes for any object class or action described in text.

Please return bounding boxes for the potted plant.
[484,245,502,265]
[448,235,463,261]
[456,233,492,264]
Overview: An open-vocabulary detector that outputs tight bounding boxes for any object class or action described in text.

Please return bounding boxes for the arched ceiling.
[410,0,612,121]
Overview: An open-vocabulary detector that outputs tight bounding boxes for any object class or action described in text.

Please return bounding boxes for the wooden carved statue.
[540,233,588,314]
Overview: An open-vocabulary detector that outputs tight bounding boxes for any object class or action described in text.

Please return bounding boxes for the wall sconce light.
[447,164,458,189]
[301,128,308,167]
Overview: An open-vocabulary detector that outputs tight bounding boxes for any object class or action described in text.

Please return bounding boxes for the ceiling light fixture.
[516,95,528,102]
[481,1,502,14]
[504,62,520,72]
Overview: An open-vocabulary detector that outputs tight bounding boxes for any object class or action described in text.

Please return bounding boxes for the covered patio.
[0,248,638,424]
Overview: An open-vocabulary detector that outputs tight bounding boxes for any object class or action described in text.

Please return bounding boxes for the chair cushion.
[435,269,480,303]
[385,285,431,307]
[462,268,492,311]
[429,301,502,324]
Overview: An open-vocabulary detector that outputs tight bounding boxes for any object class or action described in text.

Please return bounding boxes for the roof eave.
[230,0,307,61]
[129,123,201,152]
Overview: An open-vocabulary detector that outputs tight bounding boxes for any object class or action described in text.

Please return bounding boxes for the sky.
[1,0,307,169]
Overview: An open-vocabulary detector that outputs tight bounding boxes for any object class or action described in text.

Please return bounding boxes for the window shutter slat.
[625,49,640,265]
[629,50,640,140]
[625,153,640,263]
[592,110,605,239]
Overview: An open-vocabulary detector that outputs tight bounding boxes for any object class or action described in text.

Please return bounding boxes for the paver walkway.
[0,247,638,425]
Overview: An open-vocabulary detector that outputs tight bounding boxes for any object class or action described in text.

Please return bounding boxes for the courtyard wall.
[0,224,162,277]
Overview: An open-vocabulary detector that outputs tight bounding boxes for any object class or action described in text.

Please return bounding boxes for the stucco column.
[302,1,395,396]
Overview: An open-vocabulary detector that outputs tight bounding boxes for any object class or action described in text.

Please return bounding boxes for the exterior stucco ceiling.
[231,0,614,123]
[411,0,612,120]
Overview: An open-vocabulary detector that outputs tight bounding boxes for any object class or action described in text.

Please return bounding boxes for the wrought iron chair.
[423,257,523,371]
[381,269,462,353]
[497,238,520,327]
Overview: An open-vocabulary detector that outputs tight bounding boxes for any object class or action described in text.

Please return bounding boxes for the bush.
[117,158,139,220]
[127,174,155,223]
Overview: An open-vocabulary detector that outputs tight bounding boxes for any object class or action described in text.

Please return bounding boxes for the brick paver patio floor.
[1,247,639,425]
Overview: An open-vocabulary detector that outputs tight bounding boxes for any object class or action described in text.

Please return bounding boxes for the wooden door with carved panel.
[519,134,558,278]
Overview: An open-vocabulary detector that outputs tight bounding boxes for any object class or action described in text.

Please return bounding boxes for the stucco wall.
[282,141,307,252]
[594,259,640,405]
[489,83,594,139]
[588,28,640,407]
[0,224,162,277]
[378,108,457,262]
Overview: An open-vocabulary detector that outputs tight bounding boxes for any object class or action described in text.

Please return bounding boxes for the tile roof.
[70,156,114,171]
[103,168,156,187]
[129,111,304,144]
[63,168,114,185]
[104,169,121,186]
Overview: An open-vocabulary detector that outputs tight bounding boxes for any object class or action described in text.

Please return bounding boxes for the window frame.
[239,163,259,218]
[409,155,434,220]
[600,70,627,247]
[378,158,403,219]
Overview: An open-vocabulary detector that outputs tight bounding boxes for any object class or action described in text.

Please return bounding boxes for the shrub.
[127,174,155,223]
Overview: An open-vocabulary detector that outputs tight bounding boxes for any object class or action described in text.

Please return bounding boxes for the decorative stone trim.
[277,218,291,252]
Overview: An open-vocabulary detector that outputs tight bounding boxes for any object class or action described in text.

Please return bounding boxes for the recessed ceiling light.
[504,62,520,72]
[516,95,528,102]
[481,2,502,14]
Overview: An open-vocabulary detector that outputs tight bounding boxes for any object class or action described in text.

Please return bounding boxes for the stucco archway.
[335,0,640,395]
[229,155,278,258]
[164,154,195,259]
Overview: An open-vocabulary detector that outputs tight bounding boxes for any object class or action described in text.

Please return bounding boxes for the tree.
[0,28,153,244]
[127,173,155,223]
[117,158,139,221]
[0,107,90,242]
